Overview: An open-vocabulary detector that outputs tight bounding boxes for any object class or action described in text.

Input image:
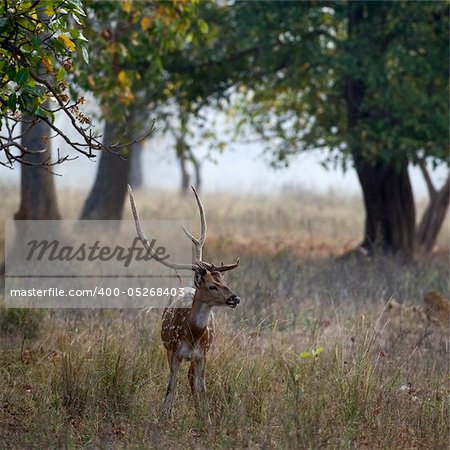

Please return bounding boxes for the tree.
[79,122,126,220]
[14,109,61,220]
[341,2,448,258]
[128,140,144,189]
[224,1,448,258]
[415,164,450,257]
[0,0,107,167]
[164,106,202,195]
[78,0,203,219]
[1,1,153,222]
[0,1,90,221]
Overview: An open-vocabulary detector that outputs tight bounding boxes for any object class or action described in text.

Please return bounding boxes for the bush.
[0,308,43,339]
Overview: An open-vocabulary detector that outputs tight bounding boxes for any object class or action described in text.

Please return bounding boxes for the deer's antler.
[182,186,207,261]
[197,259,240,273]
[127,185,239,273]
[128,185,196,271]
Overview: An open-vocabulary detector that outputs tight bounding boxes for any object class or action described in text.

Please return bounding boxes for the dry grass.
[0,187,449,449]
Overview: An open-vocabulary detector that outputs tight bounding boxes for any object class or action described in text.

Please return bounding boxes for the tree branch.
[418,159,437,200]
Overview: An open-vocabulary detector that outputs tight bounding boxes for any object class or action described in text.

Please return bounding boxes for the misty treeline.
[0,0,448,259]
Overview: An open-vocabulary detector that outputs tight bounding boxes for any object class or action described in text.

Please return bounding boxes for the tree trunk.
[345,3,418,258]
[80,121,131,220]
[14,114,61,220]
[189,151,202,193]
[355,159,416,258]
[129,140,144,189]
[415,174,450,256]
[179,151,190,195]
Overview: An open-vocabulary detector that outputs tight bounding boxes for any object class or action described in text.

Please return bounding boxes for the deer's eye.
[209,285,218,291]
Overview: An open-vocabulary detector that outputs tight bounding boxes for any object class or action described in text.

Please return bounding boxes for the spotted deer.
[127,185,240,419]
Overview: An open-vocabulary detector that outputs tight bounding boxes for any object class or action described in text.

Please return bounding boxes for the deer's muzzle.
[226,295,240,308]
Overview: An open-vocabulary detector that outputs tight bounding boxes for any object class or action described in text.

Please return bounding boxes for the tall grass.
[0,188,448,448]
[0,313,448,448]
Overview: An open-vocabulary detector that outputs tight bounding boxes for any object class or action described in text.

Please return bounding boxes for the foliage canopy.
[0,0,96,166]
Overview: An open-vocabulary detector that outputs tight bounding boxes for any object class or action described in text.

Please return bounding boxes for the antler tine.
[182,185,207,261]
[214,257,240,273]
[197,258,240,273]
[182,225,197,246]
[127,185,196,271]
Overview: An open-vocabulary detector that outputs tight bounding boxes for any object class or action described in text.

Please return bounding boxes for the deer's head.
[193,262,240,308]
[127,185,240,308]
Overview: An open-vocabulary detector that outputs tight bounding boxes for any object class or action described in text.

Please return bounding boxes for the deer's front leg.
[190,357,210,422]
[195,357,207,401]
[188,361,199,410]
[162,352,181,419]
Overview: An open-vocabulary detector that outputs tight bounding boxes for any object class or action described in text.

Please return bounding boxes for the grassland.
[0,188,449,449]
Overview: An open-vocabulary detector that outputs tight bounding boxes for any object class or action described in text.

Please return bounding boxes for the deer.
[127,185,240,420]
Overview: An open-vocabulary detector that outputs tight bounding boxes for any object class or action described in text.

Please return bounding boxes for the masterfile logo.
[5,220,193,308]
[25,237,170,267]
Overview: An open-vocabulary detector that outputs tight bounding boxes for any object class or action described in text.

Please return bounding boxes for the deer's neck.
[188,293,213,338]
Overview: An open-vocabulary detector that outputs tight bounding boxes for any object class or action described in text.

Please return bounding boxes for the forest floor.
[0,188,449,449]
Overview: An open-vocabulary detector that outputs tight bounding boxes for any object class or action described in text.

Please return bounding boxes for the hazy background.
[2,113,447,199]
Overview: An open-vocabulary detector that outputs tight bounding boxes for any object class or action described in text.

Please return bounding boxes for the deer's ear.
[194,270,203,287]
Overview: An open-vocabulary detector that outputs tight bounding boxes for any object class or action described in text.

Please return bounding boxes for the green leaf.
[57,66,66,82]
[312,346,324,357]
[18,92,39,113]
[7,92,17,112]
[75,8,86,18]
[15,68,29,86]
[30,35,41,50]
[0,17,9,31]
[197,19,209,35]
[78,31,89,42]
[81,46,89,64]
[67,0,86,17]
[35,106,54,122]
[70,29,88,42]
[5,66,17,81]
[71,13,83,26]
[22,85,43,96]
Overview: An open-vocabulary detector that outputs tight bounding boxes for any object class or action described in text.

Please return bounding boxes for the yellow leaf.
[117,70,126,85]
[119,87,135,105]
[117,70,131,87]
[122,0,132,13]
[140,16,152,31]
[58,35,76,52]
[45,4,55,16]
[17,2,32,13]
[41,56,53,73]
